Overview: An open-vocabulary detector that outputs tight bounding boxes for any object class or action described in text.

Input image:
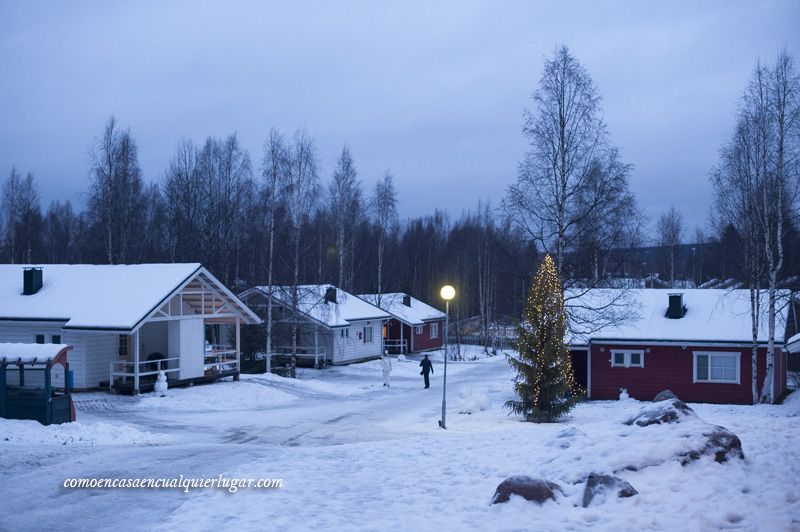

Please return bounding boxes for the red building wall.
[589,343,786,404]
[385,319,443,352]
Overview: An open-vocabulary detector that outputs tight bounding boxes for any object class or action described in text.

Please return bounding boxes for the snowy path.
[1,349,799,531]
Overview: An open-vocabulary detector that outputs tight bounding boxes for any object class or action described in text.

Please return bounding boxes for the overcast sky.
[1,1,799,239]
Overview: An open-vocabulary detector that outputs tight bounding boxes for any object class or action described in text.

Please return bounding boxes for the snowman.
[618,387,629,401]
[154,370,169,395]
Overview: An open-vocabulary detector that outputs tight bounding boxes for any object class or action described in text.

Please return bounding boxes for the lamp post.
[439,284,455,429]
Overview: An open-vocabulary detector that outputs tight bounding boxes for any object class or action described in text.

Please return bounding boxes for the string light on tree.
[505,254,578,422]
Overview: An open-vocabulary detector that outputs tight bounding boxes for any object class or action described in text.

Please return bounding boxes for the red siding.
[385,318,443,352]
[589,343,785,404]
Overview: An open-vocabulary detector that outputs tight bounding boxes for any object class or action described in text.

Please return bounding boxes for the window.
[340,328,349,338]
[694,352,740,384]
[610,350,644,368]
[430,323,439,339]
[118,335,129,358]
[34,333,61,345]
[414,325,423,335]
[363,326,373,343]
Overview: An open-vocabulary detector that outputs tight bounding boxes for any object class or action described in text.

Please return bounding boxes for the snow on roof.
[250,285,390,328]
[567,288,789,346]
[0,263,201,330]
[358,293,445,326]
[0,343,70,365]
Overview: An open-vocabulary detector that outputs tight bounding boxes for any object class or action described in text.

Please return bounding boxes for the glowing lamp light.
[440,285,456,301]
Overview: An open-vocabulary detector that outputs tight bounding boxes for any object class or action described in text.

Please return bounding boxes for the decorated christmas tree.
[505,254,577,422]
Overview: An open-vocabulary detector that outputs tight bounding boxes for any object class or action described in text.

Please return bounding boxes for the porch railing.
[204,348,239,374]
[266,346,328,372]
[109,357,181,390]
[383,339,408,354]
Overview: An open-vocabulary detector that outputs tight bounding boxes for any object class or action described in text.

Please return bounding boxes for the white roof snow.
[247,285,390,328]
[358,293,445,326]
[567,288,789,346]
[0,343,70,365]
[0,263,202,330]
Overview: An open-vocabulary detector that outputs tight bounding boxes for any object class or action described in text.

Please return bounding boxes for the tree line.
[1,46,798,375]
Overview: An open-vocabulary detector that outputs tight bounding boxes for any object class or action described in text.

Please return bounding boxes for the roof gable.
[0,264,259,331]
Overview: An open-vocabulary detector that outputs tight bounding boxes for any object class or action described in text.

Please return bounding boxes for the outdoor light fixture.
[439,285,455,429]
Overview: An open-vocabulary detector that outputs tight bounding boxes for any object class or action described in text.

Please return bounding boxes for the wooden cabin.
[358,293,446,354]
[0,264,260,394]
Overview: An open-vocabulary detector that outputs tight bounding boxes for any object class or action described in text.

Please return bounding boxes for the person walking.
[381,351,392,387]
[419,354,434,389]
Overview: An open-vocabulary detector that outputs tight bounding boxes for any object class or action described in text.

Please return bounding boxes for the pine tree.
[505,254,577,422]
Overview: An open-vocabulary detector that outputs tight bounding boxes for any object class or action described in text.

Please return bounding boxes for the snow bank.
[0,418,167,446]
[457,387,490,414]
[136,379,297,412]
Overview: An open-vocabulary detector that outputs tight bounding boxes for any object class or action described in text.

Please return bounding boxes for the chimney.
[666,293,685,319]
[325,286,337,304]
[23,267,43,295]
[402,294,411,307]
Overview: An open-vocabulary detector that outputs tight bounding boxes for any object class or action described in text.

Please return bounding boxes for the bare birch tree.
[371,171,397,306]
[261,128,290,366]
[656,205,684,286]
[329,146,361,291]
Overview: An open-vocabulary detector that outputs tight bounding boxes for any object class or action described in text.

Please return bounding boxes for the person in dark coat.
[419,354,434,389]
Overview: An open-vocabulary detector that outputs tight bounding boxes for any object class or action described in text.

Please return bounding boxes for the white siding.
[0,322,86,389]
[83,333,119,389]
[332,320,383,364]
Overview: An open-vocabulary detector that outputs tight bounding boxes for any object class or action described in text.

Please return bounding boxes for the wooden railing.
[383,339,408,354]
[204,348,239,374]
[266,346,327,372]
[109,357,181,390]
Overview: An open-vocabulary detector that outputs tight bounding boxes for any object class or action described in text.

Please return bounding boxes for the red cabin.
[358,293,445,354]
[569,289,790,404]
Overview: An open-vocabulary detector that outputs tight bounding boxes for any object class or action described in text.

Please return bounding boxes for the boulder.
[653,389,678,402]
[624,398,695,427]
[678,425,745,465]
[491,476,562,505]
[582,473,638,507]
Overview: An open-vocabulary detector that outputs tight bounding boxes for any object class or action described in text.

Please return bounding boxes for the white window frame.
[340,328,349,339]
[414,325,423,335]
[363,326,373,344]
[693,351,740,384]
[33,332,61,344]
[610,349,645,368]
[430,322,439,339]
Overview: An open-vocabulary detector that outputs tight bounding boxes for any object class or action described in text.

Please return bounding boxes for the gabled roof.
[0,343,71,366]
[358,293,445,326]
[567,288,789,346]
[0,264,260,331]
[241,285,390,328]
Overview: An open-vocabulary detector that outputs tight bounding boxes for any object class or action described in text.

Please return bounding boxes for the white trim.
[692,351,741,384]
[587,347,592,398]
[414,325,423,335]
[592,339,782,348]
[610,349,644,368]
[430,322,439,340]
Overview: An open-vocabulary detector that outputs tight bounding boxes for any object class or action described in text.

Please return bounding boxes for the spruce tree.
[506,254,577,422]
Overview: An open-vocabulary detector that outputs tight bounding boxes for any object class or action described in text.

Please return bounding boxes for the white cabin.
[240,285,390,365]
[0,264,260,393]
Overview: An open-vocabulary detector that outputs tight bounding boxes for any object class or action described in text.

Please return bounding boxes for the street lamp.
[439,284,455,429]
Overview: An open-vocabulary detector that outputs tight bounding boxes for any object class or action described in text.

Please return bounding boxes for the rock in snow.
[582,473,638,507]
[678,425,745,465]
[491,476,563,505]
[653,389,678,402]
[624,398,695,427]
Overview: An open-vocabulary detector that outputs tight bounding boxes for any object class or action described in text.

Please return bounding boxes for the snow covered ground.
[1,345,799,531]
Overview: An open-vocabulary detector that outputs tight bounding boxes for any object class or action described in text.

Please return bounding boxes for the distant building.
[0,264,260,393]
[359,293,445,354]
[568,289,790,404]
[240,285,390,365]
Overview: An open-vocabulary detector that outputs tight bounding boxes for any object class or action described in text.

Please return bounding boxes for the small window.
[363,326,373,344]
[340,328,349,338]
[35,334,46,344]
[430,323,439,339]
[694,352,739,384]
[611,350,644,368]
[415,325,423,335]
[51,334,62,344]
[118,335,129,358]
